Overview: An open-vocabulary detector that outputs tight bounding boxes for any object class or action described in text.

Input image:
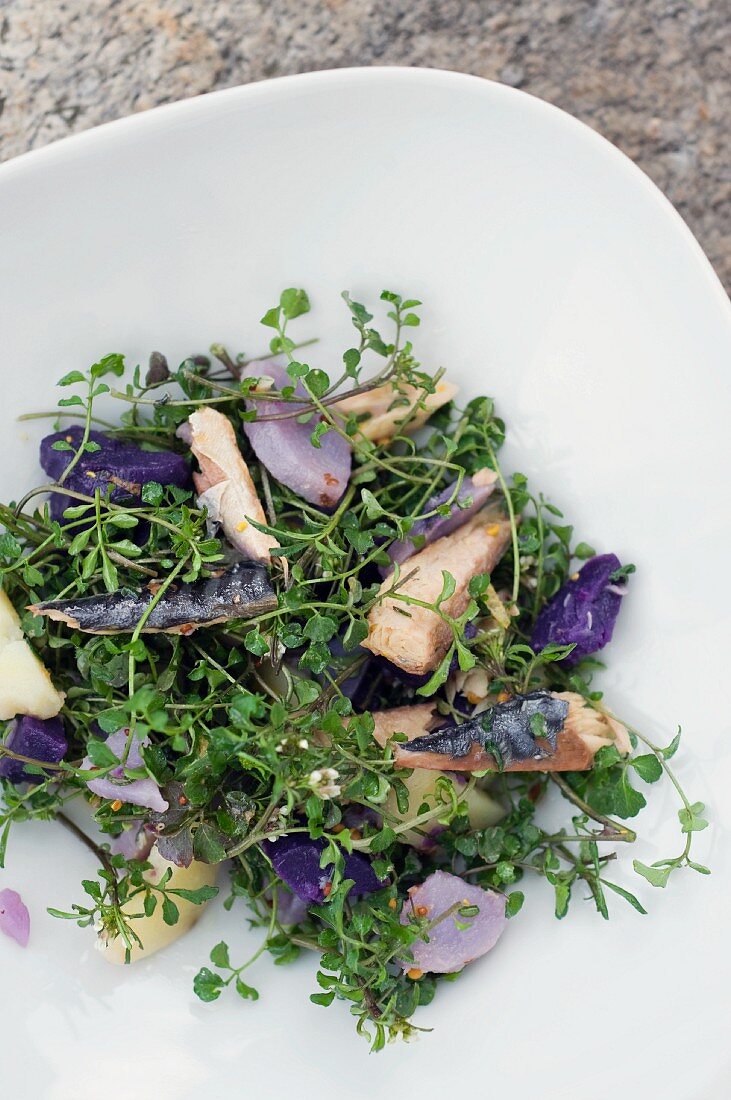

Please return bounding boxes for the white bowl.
[0,69,729,1100]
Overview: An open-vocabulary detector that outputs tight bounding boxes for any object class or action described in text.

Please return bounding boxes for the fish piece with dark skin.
[28,561,277,635]
[375,691,630,772]
[402,691,569,769]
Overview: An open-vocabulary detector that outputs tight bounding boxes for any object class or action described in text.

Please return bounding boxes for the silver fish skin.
[29,562,277,635]
[403,691,569,767]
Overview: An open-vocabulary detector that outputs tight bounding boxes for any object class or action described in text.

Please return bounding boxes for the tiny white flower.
[297,738,309,750]
[319,782,342,799]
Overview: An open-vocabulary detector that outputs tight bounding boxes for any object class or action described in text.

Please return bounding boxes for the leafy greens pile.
[0,289,708,1049]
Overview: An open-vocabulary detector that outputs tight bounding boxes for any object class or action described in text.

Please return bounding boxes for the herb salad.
[0,289,708,1048]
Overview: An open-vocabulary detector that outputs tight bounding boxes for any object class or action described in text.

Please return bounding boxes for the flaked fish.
[362,504,513,675]
[185,406,280,562]
[333,378,458,443]
[29,561,277,635]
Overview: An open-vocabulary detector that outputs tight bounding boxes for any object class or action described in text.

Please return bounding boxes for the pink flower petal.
[0,889,30,947]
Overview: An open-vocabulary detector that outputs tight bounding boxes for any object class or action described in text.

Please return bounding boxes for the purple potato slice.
[0,715,68,783]
[40,425,190,522]
[400,870,506,974]
[531,553,629,664]
[241,362,352,509]
[262,832,385,903]
[382,468,498,575]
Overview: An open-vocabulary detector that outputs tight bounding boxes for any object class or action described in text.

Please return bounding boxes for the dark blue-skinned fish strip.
[28,561,277,635]
[402,691,570,769]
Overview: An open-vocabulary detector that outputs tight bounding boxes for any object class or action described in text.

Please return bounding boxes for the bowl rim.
[1,65,728,320]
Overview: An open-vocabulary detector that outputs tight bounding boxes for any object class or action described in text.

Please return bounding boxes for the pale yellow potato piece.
[386,768,504,849]
[98,849,219,964]
[0,590,65,720]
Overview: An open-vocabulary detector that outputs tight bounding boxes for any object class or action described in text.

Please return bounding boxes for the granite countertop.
[1,0,728,291]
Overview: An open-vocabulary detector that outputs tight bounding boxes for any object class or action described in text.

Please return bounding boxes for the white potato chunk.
[0,590,65,720]
[98,848,219,964]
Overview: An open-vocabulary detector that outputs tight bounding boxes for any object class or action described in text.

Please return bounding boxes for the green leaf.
[229,691,264,729]
[303,614,337,643]
[106,513,139,529]
[235,978,259,1001]
[0,819,11,869]
[141,481,163,506]
[416,646,454,697]
[455,638,476,672]
[687,860,711,875]
[630,753,663,784]
[260,306,281,329]
[633,860,672,888]
[170,885,219,904]
[96,709,127,734]
[436,570,456,606]
[57,369,86,387]
[162,897,180,926]
[81,546,99,580]
[22,564,44,587]
[310,991,336,1007]
[505,890,524,918]
[343,348,361,376]
[68,528,92,555]
[661,730,682,759]
[90,353,125,379]
[495,861,516,884]
[57,395,85,408]
[602,880,647,914]
[51,440,73,452]
[143,893,157,917]
[529,712,548,740]
[369,827,396,853]
[573,542,596,559]
[609,563,636,583]
[209,940,230,969]
[243,628,270,656]
[280,288,310,320]
[310,420,330,449]
[85,738,119,769]
[342,618,369,651]
[678,802,709,834]
[305,368,329,397]
[193,823,228,864]
[554,881,571,918]
[193,967,225,1002]
[0,533,21,561]
[360,489,384,519]
[468,573,490,597]
[101,555,118,593]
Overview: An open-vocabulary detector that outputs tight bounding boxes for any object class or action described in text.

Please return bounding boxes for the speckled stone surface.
[1,1,728,290]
